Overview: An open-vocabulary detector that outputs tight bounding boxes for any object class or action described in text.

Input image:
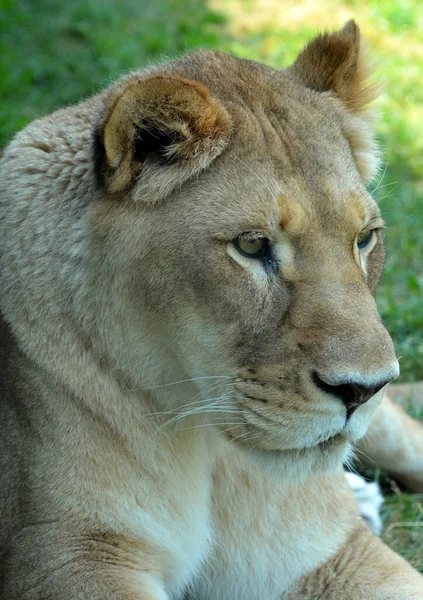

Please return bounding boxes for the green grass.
[379,400,423,569]
[1,0,422,573]
[382,482,423,572]
[0,0,227,141]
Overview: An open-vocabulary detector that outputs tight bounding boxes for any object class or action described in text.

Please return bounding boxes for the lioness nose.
[312,372,391,416]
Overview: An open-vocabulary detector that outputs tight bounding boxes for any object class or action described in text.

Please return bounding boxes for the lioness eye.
[357,230,374,249]
[235,237,267,257]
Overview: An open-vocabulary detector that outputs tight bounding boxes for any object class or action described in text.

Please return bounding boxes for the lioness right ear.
[290,21,376,114]
[94,74,231,201]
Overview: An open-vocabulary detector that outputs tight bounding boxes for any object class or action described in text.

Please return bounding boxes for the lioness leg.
[288,524,423,599]
[0,529,169,600]
[389,382,423,412]
[356,391,423,492]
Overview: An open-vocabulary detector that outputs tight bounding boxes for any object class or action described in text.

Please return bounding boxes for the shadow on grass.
[0,0,229,147]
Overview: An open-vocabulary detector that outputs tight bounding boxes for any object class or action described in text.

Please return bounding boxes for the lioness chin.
[1,20,423,600]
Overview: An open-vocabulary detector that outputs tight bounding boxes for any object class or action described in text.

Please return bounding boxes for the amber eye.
[235,237,267,257]
[232,235,277,274]
[357,230,374,249]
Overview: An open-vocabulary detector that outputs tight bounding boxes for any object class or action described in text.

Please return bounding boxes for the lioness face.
[91,24,398,474]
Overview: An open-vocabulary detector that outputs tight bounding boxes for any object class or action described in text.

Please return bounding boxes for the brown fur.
[1,22,423,600]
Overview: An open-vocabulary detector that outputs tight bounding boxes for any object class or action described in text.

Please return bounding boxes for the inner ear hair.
[133,126,183,165]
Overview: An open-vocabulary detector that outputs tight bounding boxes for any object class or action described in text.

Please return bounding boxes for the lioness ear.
[95,75,231,200]
[290,21,379,182]
[290,21,375,113]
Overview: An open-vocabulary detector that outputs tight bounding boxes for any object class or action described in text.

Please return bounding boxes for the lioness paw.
[345,471,383,535]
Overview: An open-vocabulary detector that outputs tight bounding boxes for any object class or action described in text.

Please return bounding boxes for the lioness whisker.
[153,398,241,433]
[369,163,388,194]
[147,397,237,420]
[372,181,398,192]
[376,191,397,203]
[179,422,246,431]
[226,430,253,443]
[175,384,236,412]
[353,447,377,465]
[158,392,235,419]
[132,375,233,392]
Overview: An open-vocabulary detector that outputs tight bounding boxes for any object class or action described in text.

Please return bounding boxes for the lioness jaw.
[1,21,421,600]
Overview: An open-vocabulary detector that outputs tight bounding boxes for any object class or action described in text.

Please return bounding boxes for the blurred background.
[1,0,422,567]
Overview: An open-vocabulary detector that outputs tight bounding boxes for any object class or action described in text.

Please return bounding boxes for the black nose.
[312,372,390,417]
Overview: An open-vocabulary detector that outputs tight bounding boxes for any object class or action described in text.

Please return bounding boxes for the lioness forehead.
[156,51,347,147]
[146,50,370,209]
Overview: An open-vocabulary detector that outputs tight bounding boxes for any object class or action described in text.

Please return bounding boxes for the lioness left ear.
[290,20,375,114]
[290,21,378,181]
[95,74,231,200]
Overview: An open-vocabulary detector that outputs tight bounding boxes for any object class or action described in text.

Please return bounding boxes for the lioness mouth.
[316,432,345,451]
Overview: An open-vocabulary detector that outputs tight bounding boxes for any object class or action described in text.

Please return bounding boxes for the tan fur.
[291,21,378,114]
[390,382,423,411]
[288,523,423,599]
[357,392,423,492]
[1,22,423,599]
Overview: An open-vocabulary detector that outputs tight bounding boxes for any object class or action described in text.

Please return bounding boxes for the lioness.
[1,20,423,599]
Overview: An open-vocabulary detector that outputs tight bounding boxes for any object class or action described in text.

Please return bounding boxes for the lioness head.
[1,22,398,478]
